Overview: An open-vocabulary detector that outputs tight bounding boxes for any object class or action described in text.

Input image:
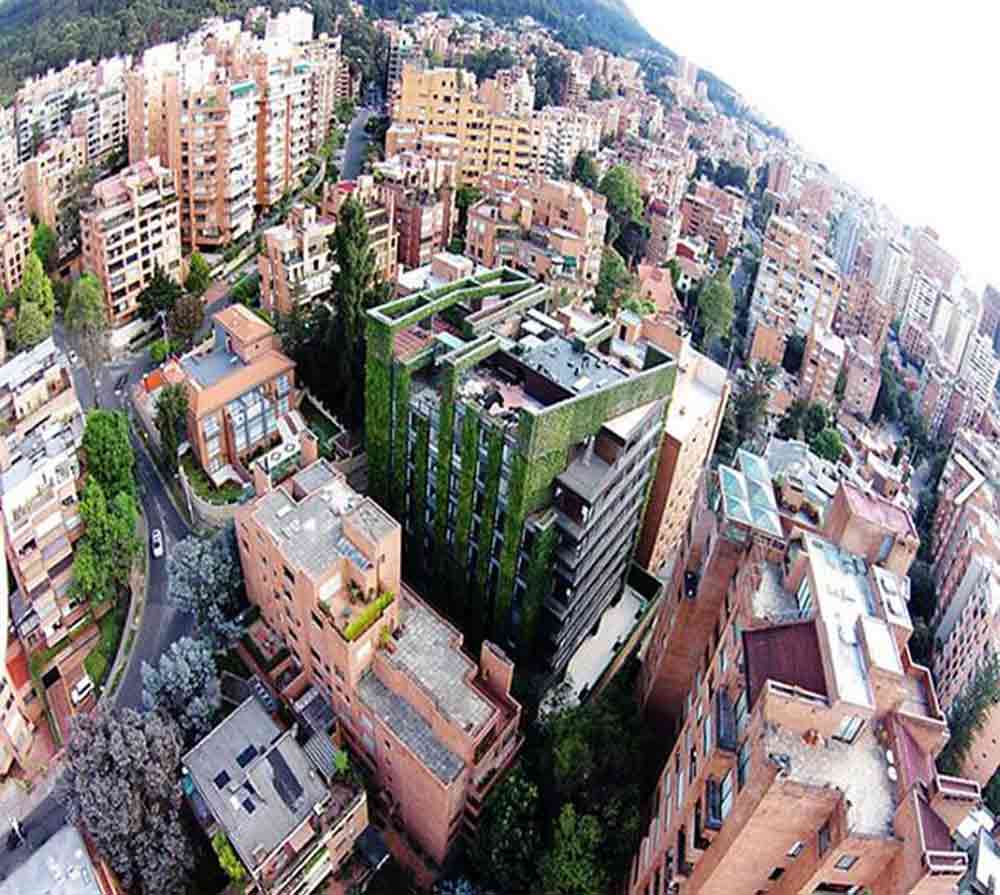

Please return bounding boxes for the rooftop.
[216,304,274,345]
[0,337,62,393]
[0,825,105,895]
[0,409,83,496]
[184,698,350,872]
[717,449,783,539]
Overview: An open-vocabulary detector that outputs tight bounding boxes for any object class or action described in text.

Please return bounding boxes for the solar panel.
[243,798,256,814]
[236,744,258,768]
[267,750,304,810]
[214,770,231,789]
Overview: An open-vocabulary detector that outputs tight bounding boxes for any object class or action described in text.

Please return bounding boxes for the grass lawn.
[181,453,244,505]
[84,601,127,685]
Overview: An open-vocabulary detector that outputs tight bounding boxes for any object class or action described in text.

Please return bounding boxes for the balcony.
[715,691,737,753]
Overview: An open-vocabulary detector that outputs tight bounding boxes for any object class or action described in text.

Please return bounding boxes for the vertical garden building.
[366,268,676,673]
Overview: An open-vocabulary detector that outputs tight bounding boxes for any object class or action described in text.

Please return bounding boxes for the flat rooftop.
[718,449,783,539]
[0,410,83,496]
[0,825,104,895]
[519,335,625,395]
[181,345,246,389]
[252,469,373,580]
[0,336,61,393]
[184,698,337,872]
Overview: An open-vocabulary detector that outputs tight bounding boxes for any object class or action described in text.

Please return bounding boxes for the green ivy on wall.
[389,365,412,521]
[453,410,480,580]
[410,414,431,577]
[475,427,504,608]
[494,454,529,637]
[521,512,559,653]
[433,371,457,591]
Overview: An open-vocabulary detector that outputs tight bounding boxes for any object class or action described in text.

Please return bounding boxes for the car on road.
[71,675,94,706]
[68,350,79,366]
[114,373,128,395]
[151,528,164,558]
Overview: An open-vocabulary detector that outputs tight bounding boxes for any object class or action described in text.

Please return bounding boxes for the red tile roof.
[6,651,29,690]
[743,620,828,707]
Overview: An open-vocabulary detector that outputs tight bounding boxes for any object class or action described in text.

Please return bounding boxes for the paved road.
[342,107,374,180]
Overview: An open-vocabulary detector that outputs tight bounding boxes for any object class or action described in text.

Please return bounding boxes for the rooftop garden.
[318,587,395,642]
[180,453,246,505]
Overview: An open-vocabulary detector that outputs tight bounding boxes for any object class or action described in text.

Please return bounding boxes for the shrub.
[343,592,395,641]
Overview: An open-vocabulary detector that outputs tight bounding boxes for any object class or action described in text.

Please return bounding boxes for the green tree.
[14,301,49,349]
[137,263,183,320]
[57,165,97,252]
[594,247,630,314]
[335,99,355,125]
[938,654,1000,775]
[781,332,805,374]
[183,251,211,297]
[64,273,110,396]
[327,195,392,425]
[142,636,221,744]
[588,77,612,101]
[62,708,194,895]
[454,184,482,248]
[598,164,643,245]
[834,367,847,402]
[803,402,830,441]
[696,272,734,349]
[71,477,140,606]
[571,151,599,190]
[776,398,809,441]
[810,427,843,462]
[729,361,778,450]
[18,253,55,322]
[167,292,204,348]
[31,221,59,272]
[540,805,606,895]
[470,767,540,893]
[212,833,247,890]
[81,409,136,498]
[154,383,189,472]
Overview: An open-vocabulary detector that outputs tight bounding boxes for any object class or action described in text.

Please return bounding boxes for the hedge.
[343,592,395,641]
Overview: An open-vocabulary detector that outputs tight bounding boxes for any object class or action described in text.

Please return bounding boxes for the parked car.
[68,350,79,366]
[151,529,164,558]
[71,675,94,706]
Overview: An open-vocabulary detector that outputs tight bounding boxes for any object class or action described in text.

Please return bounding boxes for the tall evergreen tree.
[65,274,110,396]
[154,383,189,472]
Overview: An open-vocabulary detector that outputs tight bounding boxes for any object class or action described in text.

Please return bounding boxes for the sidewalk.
[0,757,61,826]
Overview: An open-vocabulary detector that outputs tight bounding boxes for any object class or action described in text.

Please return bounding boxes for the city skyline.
[634,1,1000,288]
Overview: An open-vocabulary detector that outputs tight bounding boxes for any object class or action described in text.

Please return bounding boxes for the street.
[342,106,374,180]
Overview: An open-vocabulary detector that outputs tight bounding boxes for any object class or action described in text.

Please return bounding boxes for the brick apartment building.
[184,696,369,894]
[645,199,682,267]
[841,335,881,420]
[365,268,676,674]
[234,460,522,883]
[799,322,845,408]
[0,203,32,297]
[629,452,976,895]
[258,203,337,316]
[833,277,892,355]
[679,179,746,261]
[164,306,295,480]
[466,173,608,292]
[23,133,87,235]
[80,156,183,331]
[322,177,398,285]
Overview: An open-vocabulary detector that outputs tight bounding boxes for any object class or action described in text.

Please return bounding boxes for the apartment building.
[166,306,295,479]
[799,322,845,408]
[842,335,881,419]
[0,340,88,666]
[0,204,32,297]
[645,199,682,267]
[234,461,521,883]
[899,271,941,358]
[679,180,746,261]
[959,332,1000,424]
[628,521,975,895]
[80,157,182,331]
[833,277,892,355]
[749,215,841,352]
[535,106,601,177]
[0,825,124,895]
[163,70,258,250]
[635,336,729,576]
[390,65,545,182]
[871,237,911,311]
[258,203,337,315]
[832,206,861,276]
[322,177,398,285]
[365,268,676,674]
[303,32,351,146]
[376,150,459,270]
[980,283,1000,348]
[69,80,128,167]
[911,225,960,290]
[253,53,312,208]
[184,696,368,895]
[466,174,608,290]
[23,133,87,234]
[478,67,535,118]
[14,60,103,161]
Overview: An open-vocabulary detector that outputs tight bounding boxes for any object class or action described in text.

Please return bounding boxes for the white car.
[68,350,79,366]
[151,529,164,558]
[71,675,94,706]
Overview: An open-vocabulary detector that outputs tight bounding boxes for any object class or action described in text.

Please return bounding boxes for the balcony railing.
[715,691,737,753]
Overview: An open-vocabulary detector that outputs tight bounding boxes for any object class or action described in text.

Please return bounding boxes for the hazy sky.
[630,2,1000,288]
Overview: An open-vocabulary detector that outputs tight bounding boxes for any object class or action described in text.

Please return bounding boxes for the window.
[818,822,831,856]
[834,855,858,871]
[719,770,734,820]
[737,740,751,790]
[768,868,785,881]
[787,841,804,858]
[833,715,864,744]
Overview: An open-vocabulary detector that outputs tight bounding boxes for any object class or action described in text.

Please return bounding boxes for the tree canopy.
[154,383,188,472]
[71,477,140,606]
[62,708,194,895]
[138,263,183,320]
[167,292,204,348]
[696,272,734,349]
[183,251,211,297]
[31,221,59,272]
[13,300,49,349]
[598,164,643,245]
[571,151,599,190]
[594,247,631,314]
[540,805,607,895]
[810,427,844,462]
[18,253,55,322]
[82,409,135,498]
[781,332,805,374]
[470,766,540,893]
[142,636,221,744]
[64,273,110,389]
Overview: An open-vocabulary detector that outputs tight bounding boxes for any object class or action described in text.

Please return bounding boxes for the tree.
[184,251,211,297]
[776,399,809,441]
[31,221,59,272]
[471,767,539,893]
[594,247,631,314]
[454,184,483,247]
[72,477,140,606]
[810,427,844,462]
[18,253,55,322]
[598,165,643,245]
[57,165,97,252]
[154,383,189,472]
[588,77,612,101]
[731,361,778,449]
[62,708,194,895]
[938,654,1000,776]
[327,195,392,425]
[65,274,110,396]
[168,525,244,651]
[781,332,805,374]
[571,151,599,190]
[803,402,830,442]
[14,301,49,349]
[834,367,847,402]
[82,410,136,498]
[167,292,204,348]
[138,263,183,320]
[540,805,606,895]
[142,636,221,743]
[696,273,734,349]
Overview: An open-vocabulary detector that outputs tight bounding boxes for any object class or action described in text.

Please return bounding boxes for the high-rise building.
[80,157,182,332]
[322,176,398,285]
[799,322,845,407]
[833,277,892,354]
[364,269,676,673]
[22,133,87,235]
[679,180,746,261]
[842,335,881,419]
[258,202,337,315]
[0,204,33,297]
[628,520,975,895]
[980,284,1000,351]
[870,237,910,310]
[645,199,682,267]
[959,333,1000,424]
[234,460,522,884]
[833,206,861,276]
[899,271,941,358]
